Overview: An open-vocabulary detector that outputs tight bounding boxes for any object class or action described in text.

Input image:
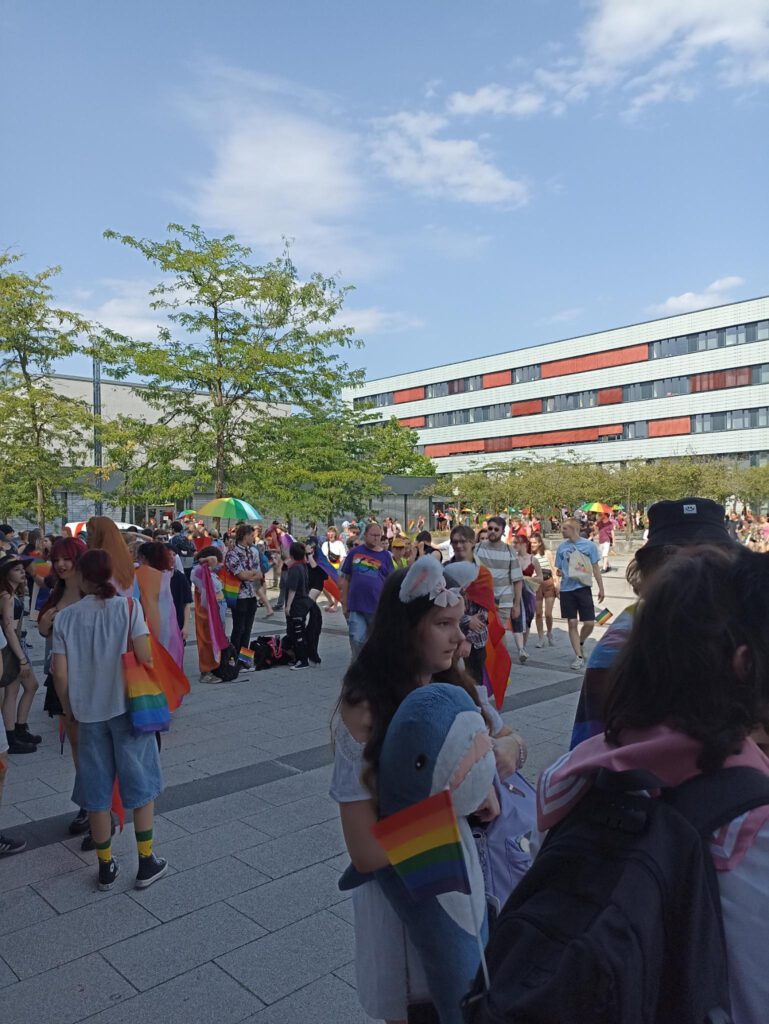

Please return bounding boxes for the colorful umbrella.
[178,509,197,518]
[196,497,262,521]
[612,504,626,511]
[580,502,612,514]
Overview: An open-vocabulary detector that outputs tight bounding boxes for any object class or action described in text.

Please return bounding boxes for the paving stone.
[234,823,346,879]
[128,855,270,921]
[216,909,354,1004]
[241,974,365,1023]
[5,777,57,804]
[230,862,347,931]
[77,962,264,1024]
[328,898,355,925]
[0,892,157,979]
[12,789,81,821]
[333,961,357,989]
[155,818,272,871]
[0,842,83,893]
[31,859,176,913]
[186,745,274,775]
[0,952,135,1024]
[0,955,17,988]
[0,885,57,936]
[102,901,265,990]
[0,805,32,829]
[248,764,334,807]
[240,794,338,837]
[162,790,273,833]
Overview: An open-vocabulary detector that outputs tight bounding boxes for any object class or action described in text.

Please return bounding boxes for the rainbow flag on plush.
[239,647,255,667]
[372,789,470,900]
[220,566,242,610]
[465,564,511,711]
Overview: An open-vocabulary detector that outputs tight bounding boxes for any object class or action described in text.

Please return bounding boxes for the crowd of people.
[1,498,768,1022]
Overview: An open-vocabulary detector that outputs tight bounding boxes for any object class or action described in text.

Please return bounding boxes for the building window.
[648,319,768,361]
[353,391,393,409]
[513,364,541,384]
[622,421,648,440]
[692,407,769,433]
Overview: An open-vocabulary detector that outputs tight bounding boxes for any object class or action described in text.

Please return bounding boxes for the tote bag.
[122,598,170,735]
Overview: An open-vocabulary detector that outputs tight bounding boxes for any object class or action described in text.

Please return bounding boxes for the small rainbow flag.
[220,567,241,609]
[372,789,470,901]
[595,607,613,626]
[239,647,255,668]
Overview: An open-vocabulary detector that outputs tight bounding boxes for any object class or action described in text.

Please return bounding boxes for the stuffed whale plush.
[375,683,497,1024]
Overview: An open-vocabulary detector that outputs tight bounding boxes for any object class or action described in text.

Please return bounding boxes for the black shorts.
[559,586,595,623]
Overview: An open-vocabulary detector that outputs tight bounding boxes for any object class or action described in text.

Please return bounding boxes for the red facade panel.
[541,344,648,380]
[399,416,425,428]
[394,386,425,404]
[483,370,512,389]
[511,399,543,416]
[690,368,751,393]
[597,424,623,435]
[647,417,691,438]
[597,386,623,406]
[424,440,485,457]
[509,426,600,449]
[484,437,512,453]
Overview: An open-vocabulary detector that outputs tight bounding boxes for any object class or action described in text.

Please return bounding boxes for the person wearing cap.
[569,497,734,749]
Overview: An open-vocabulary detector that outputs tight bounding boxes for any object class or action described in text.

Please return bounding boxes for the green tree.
[0,255,96,530]
[103,224,364,500]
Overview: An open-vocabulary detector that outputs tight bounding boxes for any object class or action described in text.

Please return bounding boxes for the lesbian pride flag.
[372,789,470,901]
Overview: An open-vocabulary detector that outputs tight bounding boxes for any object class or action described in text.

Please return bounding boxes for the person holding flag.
[306,535,341,612]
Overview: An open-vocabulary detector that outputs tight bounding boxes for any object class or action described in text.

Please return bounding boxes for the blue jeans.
[347,611,374,657]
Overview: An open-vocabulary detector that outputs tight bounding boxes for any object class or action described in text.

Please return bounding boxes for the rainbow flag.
[595,607,613,626]
[239,646,255,667]
[312,544,342,602]
[220,567,242,609]
[371,789,470,901]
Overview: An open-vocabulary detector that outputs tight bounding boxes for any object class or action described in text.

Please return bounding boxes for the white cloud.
[447,84,546,117]
[647,276,746,316]
[72,279,165,343]
[371,111,528,206]
[541,307,584,325]
[449,1,769,121]
[335,307,425,336]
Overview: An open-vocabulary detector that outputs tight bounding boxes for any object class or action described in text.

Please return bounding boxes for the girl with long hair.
[530,532,558,647]
[38,537,89,837]
[0,554,40,753]
[539,546,769,1022]
[331,559,524,1024]
[51,549,168,892]
[511,535,543,664]
[86,516,135,595]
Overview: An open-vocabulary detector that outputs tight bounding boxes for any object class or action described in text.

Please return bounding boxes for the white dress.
[329,718,430,1020]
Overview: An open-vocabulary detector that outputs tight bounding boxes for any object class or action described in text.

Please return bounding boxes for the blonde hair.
[86,516,135,590]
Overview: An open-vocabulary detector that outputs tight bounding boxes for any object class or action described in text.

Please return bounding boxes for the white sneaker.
[534,639,545,649]
[519,649,529,664]
[570,655,585,671]
[547,634,555,647]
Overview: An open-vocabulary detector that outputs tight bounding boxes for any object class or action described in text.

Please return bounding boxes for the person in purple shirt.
[340,522,393,658]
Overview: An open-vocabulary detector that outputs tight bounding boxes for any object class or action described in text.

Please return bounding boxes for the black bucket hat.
[645,498,732,548]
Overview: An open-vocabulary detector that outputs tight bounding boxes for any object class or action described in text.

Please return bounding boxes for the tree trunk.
[36,480,46,534]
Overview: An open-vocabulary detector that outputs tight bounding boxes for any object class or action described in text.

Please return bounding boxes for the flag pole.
[467,857,491,992]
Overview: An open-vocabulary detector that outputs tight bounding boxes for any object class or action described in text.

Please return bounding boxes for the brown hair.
[605,546,769,771]
[530,533,547,554]
[235,523,254,544]
[136,542,174,572]
[78,549,118,599]
[87,517,134,590]
[450,525,476,543]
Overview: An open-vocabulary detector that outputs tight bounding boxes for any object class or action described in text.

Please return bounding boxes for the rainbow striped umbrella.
[196,497,262,521]
[579,502,612,514]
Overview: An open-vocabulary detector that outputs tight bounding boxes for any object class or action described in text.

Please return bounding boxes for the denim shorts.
[73,713,164,811]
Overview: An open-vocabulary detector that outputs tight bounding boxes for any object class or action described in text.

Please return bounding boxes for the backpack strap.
[665,766,769,837]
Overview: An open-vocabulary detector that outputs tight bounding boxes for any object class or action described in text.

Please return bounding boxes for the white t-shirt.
[322,539,346,566]
[52,595,149,723]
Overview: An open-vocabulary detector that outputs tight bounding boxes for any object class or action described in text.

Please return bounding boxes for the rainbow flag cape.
[372,789,470,901]
[312,543,342,602]
[134,567,190,711]
[239,647,255,667]
[466,564,511,711]
[595,607,613,626]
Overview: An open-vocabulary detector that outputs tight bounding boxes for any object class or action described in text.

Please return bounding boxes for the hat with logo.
[645,497,732,548]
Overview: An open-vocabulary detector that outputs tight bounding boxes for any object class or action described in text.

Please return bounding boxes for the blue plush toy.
[375,683,497,1024]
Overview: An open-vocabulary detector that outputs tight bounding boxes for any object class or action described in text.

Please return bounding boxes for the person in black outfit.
[285,542,322,670]
[168,521,196,578]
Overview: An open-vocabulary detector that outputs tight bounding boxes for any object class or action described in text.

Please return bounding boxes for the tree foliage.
[102,224,366,499]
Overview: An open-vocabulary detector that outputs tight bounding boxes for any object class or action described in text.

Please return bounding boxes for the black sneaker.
[97,857,119,891]
[81,815,116,851]
[0,833,26,856]
[68,809,90,836]
[15,723,42,745]
[5,730,35,754]
[289,660,310,671]
[135,854,168,889]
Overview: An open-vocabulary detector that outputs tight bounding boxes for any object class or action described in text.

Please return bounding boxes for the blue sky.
[2,0,769,382]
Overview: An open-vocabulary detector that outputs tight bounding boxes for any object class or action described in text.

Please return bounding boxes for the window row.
[648,320,769,360]
[354,390,393,409]
[425,374,483,398]
[692,408,769,433]
[514,364,541,384]
[544,390,598,412]
[426,402,511,428]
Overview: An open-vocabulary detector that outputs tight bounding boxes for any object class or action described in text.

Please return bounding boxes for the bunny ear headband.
[399,556,479,607]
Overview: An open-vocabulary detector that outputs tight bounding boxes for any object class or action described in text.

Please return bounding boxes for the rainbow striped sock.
[95,836,112,864]
[135,828,153,858]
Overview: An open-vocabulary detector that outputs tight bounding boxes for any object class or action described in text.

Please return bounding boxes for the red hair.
[40,537,88,616]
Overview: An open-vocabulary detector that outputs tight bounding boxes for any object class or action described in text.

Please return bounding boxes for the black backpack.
[211,644,241,681]
[463,766,769,1024]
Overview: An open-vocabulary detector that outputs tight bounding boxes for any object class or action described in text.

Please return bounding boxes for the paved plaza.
[0,564,635,1024]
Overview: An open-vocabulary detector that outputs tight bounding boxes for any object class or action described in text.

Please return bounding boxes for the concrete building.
[346,296,769,475]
